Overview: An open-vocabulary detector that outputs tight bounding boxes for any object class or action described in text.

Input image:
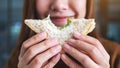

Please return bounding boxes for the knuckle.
[27,48,35,55]
[34,56,42,65]
[81,57,89,65]
[22,42,27,49]
[89,46,97,54]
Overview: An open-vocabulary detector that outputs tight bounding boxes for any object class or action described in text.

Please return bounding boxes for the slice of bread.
[25,18,95,45]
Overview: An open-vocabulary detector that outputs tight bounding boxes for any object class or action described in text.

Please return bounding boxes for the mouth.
[50,16,74,27]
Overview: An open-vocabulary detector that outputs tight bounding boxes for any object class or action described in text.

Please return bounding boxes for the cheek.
[71,0,86,18]
[36,0,50,18]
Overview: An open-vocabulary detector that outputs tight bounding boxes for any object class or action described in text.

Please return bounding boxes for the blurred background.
[0,0,120,68]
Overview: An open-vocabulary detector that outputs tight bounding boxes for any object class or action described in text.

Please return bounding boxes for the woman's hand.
[61,32,110,68]
[18,32,62,68]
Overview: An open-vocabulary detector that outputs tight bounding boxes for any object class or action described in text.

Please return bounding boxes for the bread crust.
[25,18,95,45]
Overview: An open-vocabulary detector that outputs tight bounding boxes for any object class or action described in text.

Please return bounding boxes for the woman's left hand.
[61,32,110,68]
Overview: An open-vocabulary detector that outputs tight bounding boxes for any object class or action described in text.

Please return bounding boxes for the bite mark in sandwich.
[59,17,72,30]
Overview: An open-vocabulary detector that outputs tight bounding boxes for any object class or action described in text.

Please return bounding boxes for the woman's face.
[36,0,86,27]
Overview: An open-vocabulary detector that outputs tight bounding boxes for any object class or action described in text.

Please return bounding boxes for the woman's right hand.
[18,32,62,68]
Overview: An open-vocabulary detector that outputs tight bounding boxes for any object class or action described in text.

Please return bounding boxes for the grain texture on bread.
[25,18,95,45]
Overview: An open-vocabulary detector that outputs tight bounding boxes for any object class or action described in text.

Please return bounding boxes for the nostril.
[50,0,68,12]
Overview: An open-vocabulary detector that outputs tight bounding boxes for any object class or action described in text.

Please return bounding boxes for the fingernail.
[50,38,57,42]
[39,32,46,37]
[74,32,81,36]
[55,45,61,51]
[69,39,75,43]
[50,38,58,45]
[73,32,82,39]
[64,44,70,49]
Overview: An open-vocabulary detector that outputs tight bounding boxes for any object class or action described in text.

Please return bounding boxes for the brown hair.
[5,0,100,68]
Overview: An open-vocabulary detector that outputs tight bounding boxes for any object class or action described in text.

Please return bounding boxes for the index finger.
[19,32,47,59]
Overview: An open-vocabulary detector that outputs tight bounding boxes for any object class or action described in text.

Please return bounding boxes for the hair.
[5,0,100,68]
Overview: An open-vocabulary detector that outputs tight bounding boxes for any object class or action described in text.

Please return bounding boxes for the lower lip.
[50,17,68,27]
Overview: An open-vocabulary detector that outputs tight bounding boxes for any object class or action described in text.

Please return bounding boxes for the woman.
[6,0,120,68]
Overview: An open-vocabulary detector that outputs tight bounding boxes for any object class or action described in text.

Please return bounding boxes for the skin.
[18,0,110,68]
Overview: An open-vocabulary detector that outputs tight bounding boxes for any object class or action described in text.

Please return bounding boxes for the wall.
[0,0,23,67]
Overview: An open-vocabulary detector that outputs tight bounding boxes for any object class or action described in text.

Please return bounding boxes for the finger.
[18,59,26,68]
[42,61,49,68]
[19,32,47,59]
[61,54,83,68]
[21,38,59,65]
[73,32,110,61]
[29,45,62,68]
[63,44,97,68]
[67,39,107,65]
[43,54,60,68]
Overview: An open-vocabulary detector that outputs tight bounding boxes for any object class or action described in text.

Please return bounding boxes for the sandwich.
[24,16,95,45]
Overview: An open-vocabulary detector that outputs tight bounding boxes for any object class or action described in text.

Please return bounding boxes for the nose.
[50,0,68,12]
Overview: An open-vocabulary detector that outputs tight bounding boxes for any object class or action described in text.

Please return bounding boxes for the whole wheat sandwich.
[25,16,95,45]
